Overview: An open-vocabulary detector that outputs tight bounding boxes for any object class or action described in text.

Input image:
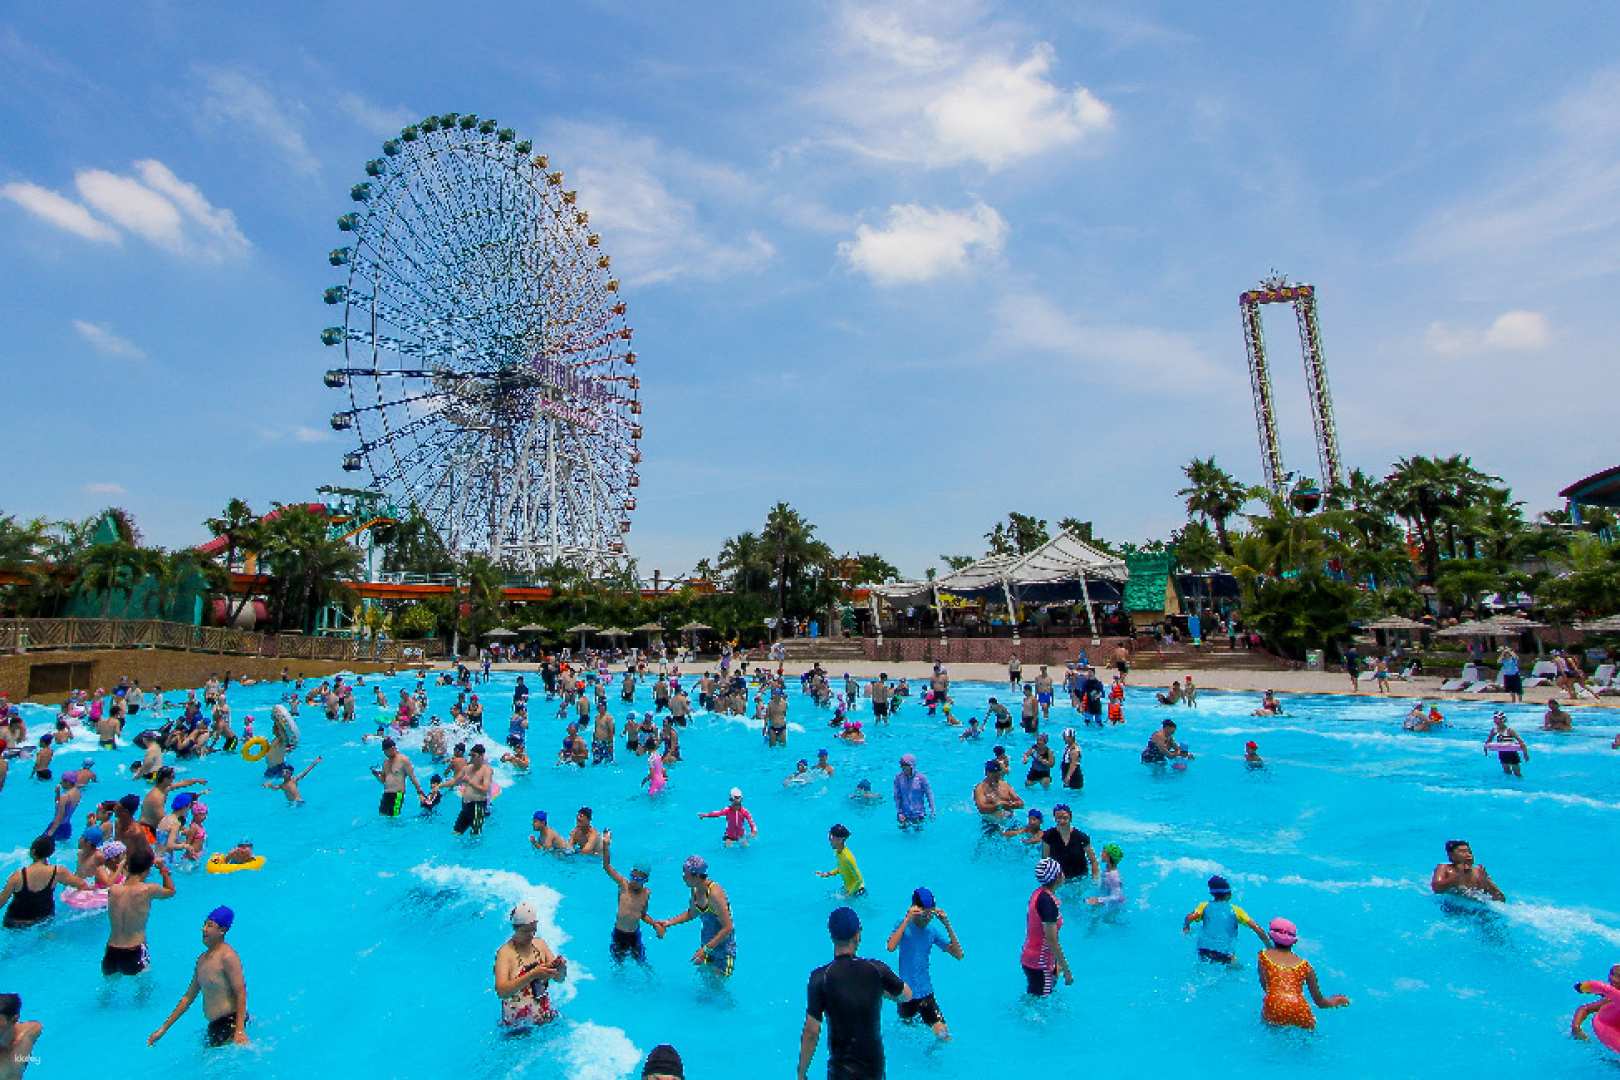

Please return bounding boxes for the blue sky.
[3,2,1618,579]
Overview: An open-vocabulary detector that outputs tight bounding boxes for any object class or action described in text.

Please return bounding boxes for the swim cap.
[993,745,1004,755]
[1268,917,1297,946]
[82,825,105,847]
[796,759,808,768]
[912,887,935,910]
[899,753,916,767]
[99,840,126,861]
[827,906,861,941]
[643,1044,684,1078]
[207,905,235,931]
[817,748,829,758]
[729,787,742,800]
[984,760,1000,774]
[118,794,140,814]
[1052,802,1071,814]
[1034,857,1062,884]
[1208,875,1231,896]
[630,862,651,881]
[533,810,547,823]
[60,771,77,787]
[1245,741,1258,751]
[1028,809,1044,821]
[829,823,850,838]
[855,779,872,792]
[382,737,396,749]
[192,802,208,819]
[1103,843,1124,864]
[510,902,538,926]
[172,792,195,811]
[1062,728,1075,739]
[682,854,708,877]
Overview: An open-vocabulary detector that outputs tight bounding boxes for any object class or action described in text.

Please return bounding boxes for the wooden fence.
[0,618,445,663]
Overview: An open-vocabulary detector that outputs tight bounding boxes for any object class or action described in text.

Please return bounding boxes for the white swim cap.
[510,902,538,926]
[729,787,743,800]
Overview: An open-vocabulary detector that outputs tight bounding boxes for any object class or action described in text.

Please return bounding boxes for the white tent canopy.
[868,531,1129,645]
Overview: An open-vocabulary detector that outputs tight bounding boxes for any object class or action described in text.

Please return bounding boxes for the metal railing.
[0,618,446,663]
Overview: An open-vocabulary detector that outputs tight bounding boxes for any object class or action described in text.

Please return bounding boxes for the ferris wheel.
[320,112,642,574]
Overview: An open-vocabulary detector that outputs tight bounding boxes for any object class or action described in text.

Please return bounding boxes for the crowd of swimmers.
[1,649,1618,1076]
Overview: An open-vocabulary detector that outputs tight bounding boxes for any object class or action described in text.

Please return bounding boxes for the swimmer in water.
[263,757,321,805]
[1244,740,1264,768]
[850,779,884,804]
[1182,875,1269,963]
[1430,839,1505,902]
[1001,808,1045,845]
[1140,720,1193,765]
[1085,844,1125,908]
[599,831,660,963]
[785,759,813,786]
[1257,917,1349,1030]
[1570,963,1620,1049]
[530,811,568,852]
[1485,711,1529,777]
[816,823,865,896]
[569,807,602,855]
[698,788,757,846]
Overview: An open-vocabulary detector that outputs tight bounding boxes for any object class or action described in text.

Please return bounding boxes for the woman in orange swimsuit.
[1257,917,1349,1030]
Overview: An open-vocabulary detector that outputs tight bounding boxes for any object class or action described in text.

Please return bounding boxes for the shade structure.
[1436,619,1514,638]
[598,626,631,637]
[517,623,545,633]
[1577,614,1620,632]
[564,623,601,634]
[678,621,712,632]
[1485,614,1544,632]
[484,627,517,638]
[1365,615,1427,631]
[633,621,665,633]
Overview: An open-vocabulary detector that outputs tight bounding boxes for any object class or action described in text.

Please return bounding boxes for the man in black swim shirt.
[798,907,911,1080]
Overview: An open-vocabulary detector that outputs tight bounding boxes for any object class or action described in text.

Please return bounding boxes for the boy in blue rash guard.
[1182,875,1270,963]
[885,887,964,1040]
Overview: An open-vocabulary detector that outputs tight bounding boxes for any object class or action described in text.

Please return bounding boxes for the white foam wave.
[409,862,569,948]
[1143,856,1267,885]
[1082,811,1170,838]
[1502,902,1620,948]
[562,1020,643,1080]
[1272,874,1419,893]
[1419,785,1620,811]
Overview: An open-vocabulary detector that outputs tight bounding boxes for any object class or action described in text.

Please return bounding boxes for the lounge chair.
[1521,660,1558,689]
[1439,664,1484,692]
[1465,666,1501,693]
[1588,664,1618,696]
[1393,664,1417,681]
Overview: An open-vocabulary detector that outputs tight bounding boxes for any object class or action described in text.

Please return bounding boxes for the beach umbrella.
[1435,619,1494,638]
[565,622,600,651]
[598,626,631,638]
[517,623,545,633]
[1576,614,1620,632]
[1365,615,1426,631]
[678,621,712,632]
[484,627,518,639]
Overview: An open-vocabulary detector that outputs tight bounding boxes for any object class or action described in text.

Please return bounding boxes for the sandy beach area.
[452,658,1619,710]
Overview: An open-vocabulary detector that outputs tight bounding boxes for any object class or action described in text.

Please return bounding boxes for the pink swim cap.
[1269,917,1298,946]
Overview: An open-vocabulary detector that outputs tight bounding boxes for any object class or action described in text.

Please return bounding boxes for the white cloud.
[82,482,126,495]
[811,4,1113,171]
[1424,310,1551,356]
[547,122,775,287]
[1,181,120,242]
[1408,68,1620,279]
[73,319,147,360]
[75,168,186,251]
[131,160,249,259]
[337,92,414,136]
[197,67,319,175]
[3,162,247,260]
[293,426,330,444]
[838,201,1006,285]
[993,292,1222,392]
[255,425,332,444]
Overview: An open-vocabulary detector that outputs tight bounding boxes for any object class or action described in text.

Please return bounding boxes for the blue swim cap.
[855,779,871,791]
[827,906,861,941]
[533,810,546,822]
[207,905,235,931]
[83,825,105,847]
[172,793,196,811]
[912,887,935,910]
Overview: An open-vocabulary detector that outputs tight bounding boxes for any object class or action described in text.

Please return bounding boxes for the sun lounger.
[1439,665,1484,692]
[1464,667,1501,693]
[1521,660,1558,688]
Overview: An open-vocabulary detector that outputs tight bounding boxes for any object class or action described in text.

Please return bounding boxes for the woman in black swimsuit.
[1039,805,1098,884]
[0,836,91,929]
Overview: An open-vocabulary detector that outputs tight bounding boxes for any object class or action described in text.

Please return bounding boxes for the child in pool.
[958,717,983,740]
[849,779,883,803]
[816,824,864,896]
[222,839,256,865]
[784,760,813,786]
[1002,808,1045,845]
[420,774,445,812]
[642,751,667,796]
[1244,741,1264,768]
[1086,844,1125,908]
[264,756,322,804]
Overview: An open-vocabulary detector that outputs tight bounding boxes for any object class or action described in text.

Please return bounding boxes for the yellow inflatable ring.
[206,854,266,874]
[240,737,271,762]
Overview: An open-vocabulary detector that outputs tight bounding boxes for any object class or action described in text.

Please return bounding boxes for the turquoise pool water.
[3,672,1618,1077]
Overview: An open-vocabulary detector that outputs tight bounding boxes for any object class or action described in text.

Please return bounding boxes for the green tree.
[260,505,362,632]
[939,554,975,571]
[1170,520,1220,573]
[1178,457,1251,553]
[985,512,1049,556]
[1383,454,1498,583]
[73,540,146,618]
[850,553,900,585]
[761,502,834,630]
[377,511,454,575]
[203,499,265,625]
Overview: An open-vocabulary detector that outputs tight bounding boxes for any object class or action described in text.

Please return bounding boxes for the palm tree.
[1384,454,1498,583]
[73,541,146,618]
[718,531,771,594]
[1178,457,1251,553]
[760,502,834,631]
[260,505,362,632]
[203,499,265,625]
